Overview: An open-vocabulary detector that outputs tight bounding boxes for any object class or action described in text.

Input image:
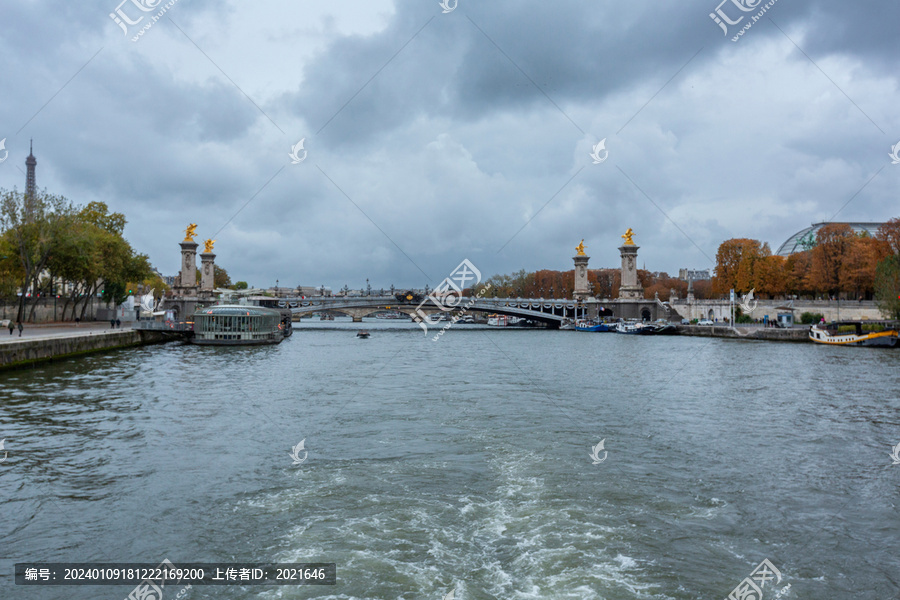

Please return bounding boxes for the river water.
[1,319,898,599]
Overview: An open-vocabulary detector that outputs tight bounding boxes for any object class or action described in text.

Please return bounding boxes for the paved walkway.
[0,322,132,343]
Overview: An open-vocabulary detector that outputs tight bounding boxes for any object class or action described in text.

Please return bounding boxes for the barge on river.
[191,305,289,345]
[808,321,900,347]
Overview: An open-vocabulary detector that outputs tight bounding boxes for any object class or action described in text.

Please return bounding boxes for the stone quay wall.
[0,330,173,371]
[670,299,886,323]
[674,324,810,342]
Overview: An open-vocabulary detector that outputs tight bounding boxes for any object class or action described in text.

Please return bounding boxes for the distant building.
[297,286,331,297]
[679,268,710,281]
[155,269,177,287]
[776,222,886,257]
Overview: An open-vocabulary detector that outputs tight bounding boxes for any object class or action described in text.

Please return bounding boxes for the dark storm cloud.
[1,0,898,288]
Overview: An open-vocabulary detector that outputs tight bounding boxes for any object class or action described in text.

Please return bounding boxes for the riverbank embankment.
[675,324,809,341]
[0,329,176,370]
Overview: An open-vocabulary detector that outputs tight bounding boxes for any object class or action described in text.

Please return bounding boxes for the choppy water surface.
[1,319,899,599]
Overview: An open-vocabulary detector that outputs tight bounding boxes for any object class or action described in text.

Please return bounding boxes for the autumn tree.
[807,224,854,297]
[712,238,769,296]
[754,255,787,298]
[877,218,900,255]
[784,251,812,297]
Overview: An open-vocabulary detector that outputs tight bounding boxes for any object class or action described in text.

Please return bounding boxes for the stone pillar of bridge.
[618,244,642,300]
[200,252,216,293]
[573,254,590,300]
[177,241,199,294]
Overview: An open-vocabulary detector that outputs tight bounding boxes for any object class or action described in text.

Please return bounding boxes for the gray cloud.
[1,0,898,290]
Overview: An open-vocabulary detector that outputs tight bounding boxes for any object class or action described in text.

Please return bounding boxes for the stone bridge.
[272,296,597,327]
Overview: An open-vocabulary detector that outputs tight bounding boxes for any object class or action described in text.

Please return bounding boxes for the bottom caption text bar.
[15,563,336,585]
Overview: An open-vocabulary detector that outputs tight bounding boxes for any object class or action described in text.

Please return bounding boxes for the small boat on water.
[809,321,900,347]
[615,320,644,334]
[375,311,407,319]
[575,319,613,332]
[356,330,371,339]
[637,320,678,336]
[487,314,507,327]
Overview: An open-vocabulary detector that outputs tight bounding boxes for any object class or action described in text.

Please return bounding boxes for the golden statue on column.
[621,228,635,246]
[575,239,586,256]
[184,223,198,242]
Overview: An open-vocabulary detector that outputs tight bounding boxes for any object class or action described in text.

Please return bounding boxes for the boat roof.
[193,304,282,317]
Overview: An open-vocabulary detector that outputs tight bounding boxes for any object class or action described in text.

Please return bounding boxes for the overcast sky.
[1,0,897,291]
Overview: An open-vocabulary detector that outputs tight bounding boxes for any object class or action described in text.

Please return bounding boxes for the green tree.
[214,265,231,288]
[874,255,900,320]
[233,281,249,290]
[0,188,73,321]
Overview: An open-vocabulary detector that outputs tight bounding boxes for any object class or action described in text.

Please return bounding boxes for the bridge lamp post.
[550,287,554,299]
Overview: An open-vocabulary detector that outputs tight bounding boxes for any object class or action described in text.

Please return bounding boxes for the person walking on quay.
[17,322,23,337]
[7,321,13,336]
[110,318,115,329]
[115,318,121,329]
[75,317,80,327]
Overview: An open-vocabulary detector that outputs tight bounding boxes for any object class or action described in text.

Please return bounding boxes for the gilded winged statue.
[204,239,215,253]
[184,223,198,242]
[575,240,586,256]
[621,228,635,246]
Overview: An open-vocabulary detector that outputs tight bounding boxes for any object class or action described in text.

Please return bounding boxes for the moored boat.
[615,320,644,334]
[575,319,612,332]
[192,305,285,345]
[487,314,507,327]
[637,320,678,335]
[809,321,900,347]
[357,330,371,339]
